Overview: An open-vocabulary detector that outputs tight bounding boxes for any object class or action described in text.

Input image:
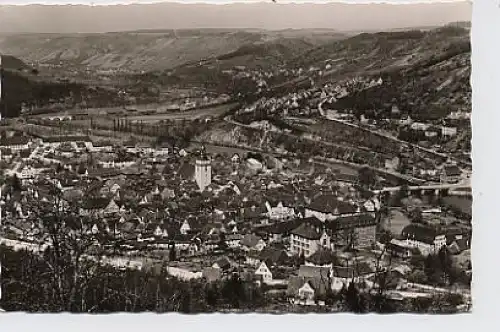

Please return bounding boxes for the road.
[225,116,425,184]
[375,180,472,194]
[317,100,472,168]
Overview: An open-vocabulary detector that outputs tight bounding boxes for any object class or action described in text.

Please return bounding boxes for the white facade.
[255,262,273,283]
[265,201,296,220]
[298,282,316,302]
[290,231,331,258]
[402,234,447,256]
[304,208,360,222]
[441,126,458,137]
[195,158,212,192]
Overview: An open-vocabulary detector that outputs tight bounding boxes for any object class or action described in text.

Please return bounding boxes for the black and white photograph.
[0,0,472,314]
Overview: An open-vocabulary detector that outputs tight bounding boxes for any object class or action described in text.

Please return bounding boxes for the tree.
[56,163,64,174]
[394,184,409,206]
[358,166,377,188]
[344,282,366,313]
[77,163,86,175]
[217,233,228,251]
[0,187,119,312]
[169,242,177,262]
[409,207,423,224]
[298,252,305,266]
[11,174,22,192]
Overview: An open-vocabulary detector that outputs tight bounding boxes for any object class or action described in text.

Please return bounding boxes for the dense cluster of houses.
[0,129,471,306]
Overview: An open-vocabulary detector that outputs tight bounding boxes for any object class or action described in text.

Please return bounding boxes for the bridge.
[374,180,471,196]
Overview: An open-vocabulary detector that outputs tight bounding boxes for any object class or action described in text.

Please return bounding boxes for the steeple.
[199,145,209,160]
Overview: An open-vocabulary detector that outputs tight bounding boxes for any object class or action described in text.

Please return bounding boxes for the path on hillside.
[318,100,472,168]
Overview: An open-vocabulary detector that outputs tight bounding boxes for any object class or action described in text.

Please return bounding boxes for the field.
[382,209,411,236]
[126,103,237,123]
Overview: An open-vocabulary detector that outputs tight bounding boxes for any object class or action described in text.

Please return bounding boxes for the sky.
[0,1,471,33]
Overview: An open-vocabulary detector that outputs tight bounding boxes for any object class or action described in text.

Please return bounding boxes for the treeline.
[0,246,265,313]
[0,69,126,118]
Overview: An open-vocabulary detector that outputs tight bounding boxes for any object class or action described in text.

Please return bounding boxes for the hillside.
[0,56,125,118]
[318,26,471,118]
[0,30,342,73]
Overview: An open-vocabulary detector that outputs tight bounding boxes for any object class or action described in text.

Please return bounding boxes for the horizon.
[0,1,471,34]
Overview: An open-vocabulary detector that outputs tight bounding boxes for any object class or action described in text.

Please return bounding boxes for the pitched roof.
[241,234,262,248]
[308,194,357,214]
[214,256,232,269]
[298,265,331,279]
[267,216,322,235]
[286,276,329,298]
[291,223,322,240]
[443,165,461,177]
[258,247,288,265]
[325,213,376,231]
[81,196,111,210]
[306,248,338,266]
[0,136,29,146]
[332,263,374,279]
[401,224,443,245]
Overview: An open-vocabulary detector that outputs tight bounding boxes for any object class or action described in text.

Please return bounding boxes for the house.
[330,263,374,292]
[245,250,263,267]
[225,233,243,248]
[0,136,30,151]
[325,214,377,248]
[305,248,338,268]
[411,122,431,131]
[363,198,380,213]
[254,261,273,283]
[231,153,241,164]
[399,115,413,126]
[103,199,120,215]
[240,234,266,252]
[385,156,400,171]
[441,165,462,183]
[286,276,330,305]
[400,224,447,256]
[424,128,439,138]
[43,135,92,150]
[246,246,289,267]
[441,126,458,137]
[290,224,331,257]
[448,238,470,255]
[258,246,290,267]
[305,194,359,221]
[180,220,191,235]
[264,217,322,243]
[265,200,296,220]
[212,257,232,271]
[387,239,414,259]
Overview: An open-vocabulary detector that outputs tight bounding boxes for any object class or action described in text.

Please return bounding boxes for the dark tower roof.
[199,145,209,161]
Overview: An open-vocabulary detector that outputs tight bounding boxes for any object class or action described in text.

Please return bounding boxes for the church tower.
[195,146,211,192]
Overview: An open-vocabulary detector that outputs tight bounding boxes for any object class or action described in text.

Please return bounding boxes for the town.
[0,19,472,313]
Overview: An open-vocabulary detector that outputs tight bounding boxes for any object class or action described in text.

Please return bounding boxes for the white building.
[400,224,447,256]
[195,147,212,192]
[265,201,296,220]
[255,261,273,284]
[289,223,331,258]
[441,126,458,137]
